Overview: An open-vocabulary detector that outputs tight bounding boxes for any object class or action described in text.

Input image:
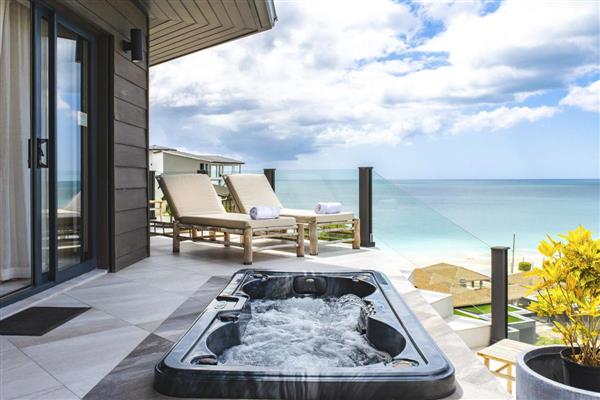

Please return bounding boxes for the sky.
[149,0,600,179]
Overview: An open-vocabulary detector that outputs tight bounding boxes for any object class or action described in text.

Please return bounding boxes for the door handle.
[28,138,32,168]
[37,138,48,168]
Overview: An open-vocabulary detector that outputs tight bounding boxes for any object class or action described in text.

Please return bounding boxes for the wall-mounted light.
[122,28,144,63]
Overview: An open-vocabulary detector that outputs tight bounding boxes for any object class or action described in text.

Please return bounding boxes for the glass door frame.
[0,1,98,307]
[50,12,97,283]
[35,2,98,285]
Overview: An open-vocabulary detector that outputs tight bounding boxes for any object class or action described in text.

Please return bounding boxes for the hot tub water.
[219,294,391,368]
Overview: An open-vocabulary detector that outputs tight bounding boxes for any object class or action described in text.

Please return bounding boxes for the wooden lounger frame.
[305,219,361,256]
[172,221,305,265]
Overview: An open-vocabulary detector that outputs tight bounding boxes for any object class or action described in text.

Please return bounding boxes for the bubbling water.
[219,294,391,368]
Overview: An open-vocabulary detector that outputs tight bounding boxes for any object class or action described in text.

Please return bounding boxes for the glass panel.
[0,0,32,297]
[276,169,358,243]
[56,25,89,270]
[41,17,50,274]
[277,169,358,214]
[372,174,491,269]
[371,174,496,346]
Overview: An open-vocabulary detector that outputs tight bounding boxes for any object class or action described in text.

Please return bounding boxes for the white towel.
[314,202,342,214]
[249,206,281,220]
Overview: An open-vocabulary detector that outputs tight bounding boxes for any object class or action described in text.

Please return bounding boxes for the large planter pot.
[560,348,600,392]
[516,346,600,400]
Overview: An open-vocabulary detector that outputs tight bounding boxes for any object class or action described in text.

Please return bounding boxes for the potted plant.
[516,226,600,398]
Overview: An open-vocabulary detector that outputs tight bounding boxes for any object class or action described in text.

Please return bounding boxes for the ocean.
[275,174,599,271]
[57,180,80,209]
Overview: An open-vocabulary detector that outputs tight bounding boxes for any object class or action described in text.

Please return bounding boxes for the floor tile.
[13,386,80,400]
[1,335,17,353]
[66,278,188,326]
[118,266,212,297]
[84,334,173,400]
[0,347,63,400]
[153,277,229,342]
[21,325,148,397]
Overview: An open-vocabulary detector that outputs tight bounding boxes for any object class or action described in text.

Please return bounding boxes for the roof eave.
[146,0,277,67]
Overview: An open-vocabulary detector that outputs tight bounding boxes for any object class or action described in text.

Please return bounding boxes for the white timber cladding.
[149,151,165,174]
[163,152,202,174]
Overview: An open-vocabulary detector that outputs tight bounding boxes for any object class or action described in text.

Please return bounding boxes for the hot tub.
[154,270,455,399]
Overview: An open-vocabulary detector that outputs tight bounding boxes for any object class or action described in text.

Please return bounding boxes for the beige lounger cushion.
[224,174,355,222]
[179,213,296,230]
[280,208,354,224]
[223,174,283,213]
[159,174,225,219]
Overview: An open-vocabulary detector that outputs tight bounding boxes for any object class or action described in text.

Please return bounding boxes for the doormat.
[0,306,90,336]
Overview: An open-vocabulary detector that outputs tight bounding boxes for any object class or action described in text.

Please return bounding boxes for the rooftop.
[0,238,509,400]
[150,145,245,165]
[412,263,491,285]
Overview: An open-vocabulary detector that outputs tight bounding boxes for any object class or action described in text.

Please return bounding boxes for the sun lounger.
[223,174,360,255]
[157,174,304,265]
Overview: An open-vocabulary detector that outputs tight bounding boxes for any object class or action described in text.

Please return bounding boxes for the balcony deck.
[0,237,509,399]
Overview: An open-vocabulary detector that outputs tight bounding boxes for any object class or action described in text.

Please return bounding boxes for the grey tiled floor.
[0,236,510,399]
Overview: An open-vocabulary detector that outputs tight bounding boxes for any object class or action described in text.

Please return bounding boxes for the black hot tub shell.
[154,270,455,399]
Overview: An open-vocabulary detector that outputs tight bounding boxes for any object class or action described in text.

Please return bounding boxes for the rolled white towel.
[249,206,281,220]
[314,202,342,214]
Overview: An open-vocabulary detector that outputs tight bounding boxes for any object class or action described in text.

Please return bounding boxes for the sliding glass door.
[0,1,96,304]
[37,8,95,284]
[55,23,91,274]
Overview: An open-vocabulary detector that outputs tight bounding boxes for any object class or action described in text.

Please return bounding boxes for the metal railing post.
[359,167,375,247]
[491,246,510,344]
[264,168,276,191]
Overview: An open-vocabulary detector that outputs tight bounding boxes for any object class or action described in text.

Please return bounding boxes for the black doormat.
[0,306,90,336]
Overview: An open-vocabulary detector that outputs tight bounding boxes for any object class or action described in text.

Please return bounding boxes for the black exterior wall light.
[123,28,144,63]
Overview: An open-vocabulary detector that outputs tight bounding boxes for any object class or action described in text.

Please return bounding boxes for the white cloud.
[386,0,599,105]
[560,80,600,112]
[149,0,599,163]
[450,106,559,134]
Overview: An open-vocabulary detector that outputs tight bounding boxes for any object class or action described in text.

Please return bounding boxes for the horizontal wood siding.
[114,98,147,129]
[115,208,148,235]
[115,227,148,258]
[115,246,148,270]
[115,167,147,190]
[115,188,148,212]
[114,75,146,109]
[115,144,147,168]
[57,0,150,271]
[114,52,148,88]
[114,120,146,148]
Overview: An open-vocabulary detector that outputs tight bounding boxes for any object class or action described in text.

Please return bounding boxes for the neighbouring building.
[0,0,276,306]
[409,263,531,307]
[148,145,244,206]
[149,145,243,180]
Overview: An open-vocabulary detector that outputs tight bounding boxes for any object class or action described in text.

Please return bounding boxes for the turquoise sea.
[57,180,80,209]
[275,173,599,269]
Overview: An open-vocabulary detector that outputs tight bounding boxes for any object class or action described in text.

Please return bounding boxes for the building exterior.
[0,0,276,306]
[148,145,243,207]
[149,145,243,179]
